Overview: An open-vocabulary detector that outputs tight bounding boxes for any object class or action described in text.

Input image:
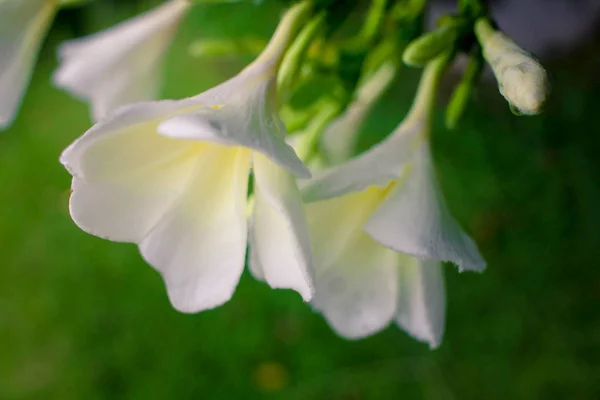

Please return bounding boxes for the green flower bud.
[278,12,326,100]
[403,25,457,67]
[189,0,244,3]
[57,0,93,7]
[446,82,470,130]
[475,18,549,115]
[188,38,266,58]
[445,50,483,129]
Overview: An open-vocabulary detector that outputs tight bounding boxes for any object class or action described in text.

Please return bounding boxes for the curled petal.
[60,99,199,180]
[139,146,252,313]
[365,142,486,272]
[302,118,424,202]
[249,153,314,301]
[396,257,446,349]
[0,0,56,128]
[158,98,310,179]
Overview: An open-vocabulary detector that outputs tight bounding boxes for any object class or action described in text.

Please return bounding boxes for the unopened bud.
[445,50,483,129]
[57,0,93,6]
[188,38,266,58]
[475,18,549,115]
[189,0,245,3]
[446,82,471,130]
[403,25,457,67]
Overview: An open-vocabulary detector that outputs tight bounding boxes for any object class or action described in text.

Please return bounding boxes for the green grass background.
[1,1,599,399]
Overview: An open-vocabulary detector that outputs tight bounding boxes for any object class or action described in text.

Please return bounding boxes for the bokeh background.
[1,0,599,399]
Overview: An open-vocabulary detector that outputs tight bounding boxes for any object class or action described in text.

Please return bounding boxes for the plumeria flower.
[0,0,58,129]
[53,0,191,121]
[300,57,486,348]
[60,1,315,312]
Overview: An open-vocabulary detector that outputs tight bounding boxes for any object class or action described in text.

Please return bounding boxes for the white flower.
[53,0,190,121]
[0,0,57,129]
[60,1,315,313]
[301,59,485,347]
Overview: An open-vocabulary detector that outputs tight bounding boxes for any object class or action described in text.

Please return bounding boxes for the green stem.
[294,100,341,161]
[404,54,449,124]
[360,0,388,47]
[252,0,313,70]
[57,0,93,6]
[458,0,486,18]
[356,61,397,106]
[391,0,426,21]
[277,11,326,99]
[474,18,495,43]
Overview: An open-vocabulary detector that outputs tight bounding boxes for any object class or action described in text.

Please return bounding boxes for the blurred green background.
[1,1,599,399]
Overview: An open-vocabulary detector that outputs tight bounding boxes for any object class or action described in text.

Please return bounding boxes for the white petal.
[247,218,265,281]
[53,0,189,120]
[0,0,56,128]
[307,189,398,339]
[68,145,198,243]
[60,99,200,181]
[157,95,311,179]
[302,118,425,202]
[248,153,314,301]
[313,232,398,339]
[364,142,486,272]
[396,257,445,349]
[139,146,252,313]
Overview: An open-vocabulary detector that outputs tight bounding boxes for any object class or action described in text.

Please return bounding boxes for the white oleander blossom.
[300,58,486,347]
[53,0,190,121]
[0,0,58,129]
[60,2,315,313]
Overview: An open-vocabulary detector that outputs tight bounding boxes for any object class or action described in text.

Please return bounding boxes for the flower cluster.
[0,0,549,347]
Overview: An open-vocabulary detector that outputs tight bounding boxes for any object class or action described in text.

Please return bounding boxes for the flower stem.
[359,0,388,48]
[404,54,450,124]
[278,10,326,100]
[293,100,341,162]
[473,18,495,44]
[254,0,314,70]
